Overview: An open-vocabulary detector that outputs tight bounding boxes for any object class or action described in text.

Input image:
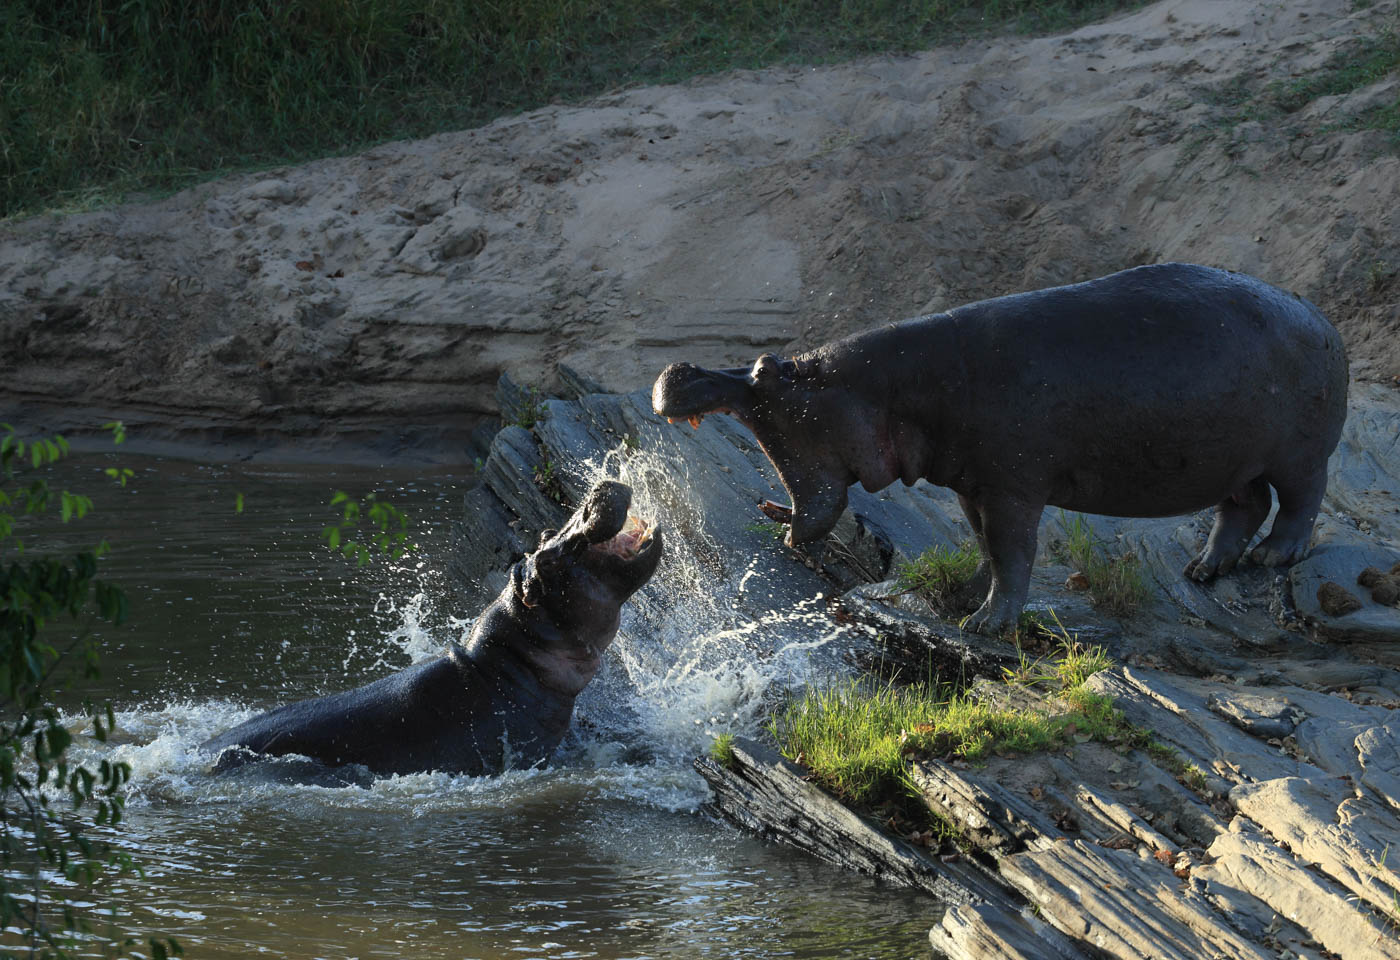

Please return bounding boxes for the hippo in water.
[652,263,1348,634]
[201,480,662,776]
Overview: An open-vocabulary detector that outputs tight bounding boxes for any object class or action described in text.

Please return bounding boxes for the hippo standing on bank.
[652,263,1348,634]
[201,480,662,776]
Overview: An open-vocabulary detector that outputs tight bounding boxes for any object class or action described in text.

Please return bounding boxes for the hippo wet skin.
[652,263,1348,634]
[201,480,662,776]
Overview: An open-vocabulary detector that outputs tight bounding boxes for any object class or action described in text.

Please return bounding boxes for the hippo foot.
[963,599,1020,636]
[1183,545,1245,583]
[1249,535,1309,568]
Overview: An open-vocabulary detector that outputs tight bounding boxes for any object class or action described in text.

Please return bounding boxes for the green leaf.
[234,491,245,514]
[103,420,127,444]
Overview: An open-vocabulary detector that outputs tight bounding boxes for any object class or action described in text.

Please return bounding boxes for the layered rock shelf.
[453,366,1400,958]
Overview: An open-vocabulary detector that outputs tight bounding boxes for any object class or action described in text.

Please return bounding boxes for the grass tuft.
[507,387,547,431]
[532,456,566,504]
[1055,512,1151,618]
[894,541,980,610]
[709,732,736,769]
[744,520,788,543]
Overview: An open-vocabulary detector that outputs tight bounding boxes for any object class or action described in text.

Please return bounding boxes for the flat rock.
[1195,818,1400,960]
[1356,713,1400,810]
[929,902,1089,960]
[1292,541,1400,642]
[999,839,1277,960]
[1084,667,1326,790]
[692,737,1012,906]
[1206,688,1304,738]
[1230,775,1400,916]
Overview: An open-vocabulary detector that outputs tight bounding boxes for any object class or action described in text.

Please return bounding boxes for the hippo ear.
[520,574,545,608]
[519,545,567,608]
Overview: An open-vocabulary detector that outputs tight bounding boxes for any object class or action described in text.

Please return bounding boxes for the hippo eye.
[540,528,557,543]
[751,354,783,383]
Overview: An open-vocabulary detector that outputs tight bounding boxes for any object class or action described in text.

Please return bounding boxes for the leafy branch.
[0,421,180,960]
[322,491,415,567]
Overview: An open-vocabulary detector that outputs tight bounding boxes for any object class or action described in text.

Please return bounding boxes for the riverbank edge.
[693,641,1400,959]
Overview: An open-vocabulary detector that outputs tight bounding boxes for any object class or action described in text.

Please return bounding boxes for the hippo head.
[507,480,663,689]
[652,355,855,546]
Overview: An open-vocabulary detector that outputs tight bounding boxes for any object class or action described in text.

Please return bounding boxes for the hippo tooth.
[760,499,794,523]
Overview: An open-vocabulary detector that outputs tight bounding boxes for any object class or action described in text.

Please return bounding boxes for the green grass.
[766,644,1132,820]
[3,0,1146,219]
[1054,637,1114,689]
[1003,617,1114,689]
[709,732,737,768]
[1055,513,1151,618]
[744,520,788,542]
[506,387,547,431]
[894,541,981,610]
[1189,16,1400,151]
[533,455,566,503]
[1269,30,1400,120]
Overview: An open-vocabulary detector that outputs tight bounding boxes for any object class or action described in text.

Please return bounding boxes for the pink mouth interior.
[594,515,652,559]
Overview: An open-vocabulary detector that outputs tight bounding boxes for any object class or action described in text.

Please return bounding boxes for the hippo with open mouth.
[652,262,1348,634]
[201,480,663,776]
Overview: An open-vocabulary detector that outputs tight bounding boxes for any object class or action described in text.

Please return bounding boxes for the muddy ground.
[2,0,1397,462]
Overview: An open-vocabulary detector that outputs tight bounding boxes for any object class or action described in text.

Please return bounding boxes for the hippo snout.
[651,362,752,422]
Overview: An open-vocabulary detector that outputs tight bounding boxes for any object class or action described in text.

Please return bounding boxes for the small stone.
[1065,571,1091,591]
[1317,581,1362,617]
[1371,578,1399,606]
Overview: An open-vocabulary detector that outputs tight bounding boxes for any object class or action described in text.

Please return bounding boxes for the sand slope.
[1,0,1396,460]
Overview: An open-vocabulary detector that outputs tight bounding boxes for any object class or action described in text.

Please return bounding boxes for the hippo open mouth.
[650,362,751,430]
[544,479,665,593]
[593,514,658,560]
[653,359,846,545]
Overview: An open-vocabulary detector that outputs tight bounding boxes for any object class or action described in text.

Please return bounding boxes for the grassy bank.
[2,0,1143,219]
[761,640,1194,834]
[1189,10,1400,156]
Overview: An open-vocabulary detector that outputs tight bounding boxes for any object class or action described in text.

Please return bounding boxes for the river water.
[31,453,938,958]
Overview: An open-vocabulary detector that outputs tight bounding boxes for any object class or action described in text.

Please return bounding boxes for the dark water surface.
[35,454,937,958]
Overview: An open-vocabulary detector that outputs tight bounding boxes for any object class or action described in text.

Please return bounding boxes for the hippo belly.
[921,264,1348,629]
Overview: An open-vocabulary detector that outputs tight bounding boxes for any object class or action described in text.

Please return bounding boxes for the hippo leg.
[954,493,994,610]
[1184,477,1272,582]
[960,493,1044,635]
[1250,466,1328,567]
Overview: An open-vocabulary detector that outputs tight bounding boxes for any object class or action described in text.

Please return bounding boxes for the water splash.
[567,444,869,762]
[72,441,865,813]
